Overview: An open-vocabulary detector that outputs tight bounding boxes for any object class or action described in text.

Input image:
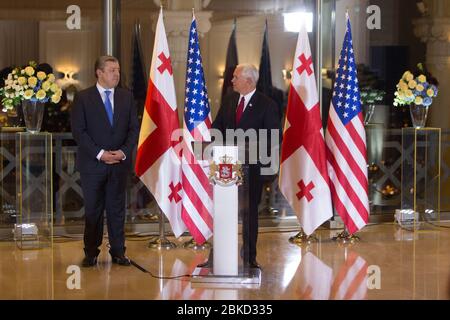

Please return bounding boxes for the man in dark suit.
[71,56,139,267]
[212,63,281,269]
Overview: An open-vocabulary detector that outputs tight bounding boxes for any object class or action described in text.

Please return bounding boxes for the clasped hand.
[101,150,124,164]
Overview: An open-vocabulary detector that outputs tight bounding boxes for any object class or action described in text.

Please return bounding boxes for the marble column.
[413,0,450,129]
[413,0,450,209]
[152,0,212,122]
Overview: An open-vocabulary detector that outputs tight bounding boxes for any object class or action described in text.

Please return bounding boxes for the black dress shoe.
[111,255,131,266]
[249,260,261,269]
[81,256,98,267]
[197,260,212,268]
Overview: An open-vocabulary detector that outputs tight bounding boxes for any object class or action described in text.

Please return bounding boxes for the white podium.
[190,144,261,288]
[212,146,239,276]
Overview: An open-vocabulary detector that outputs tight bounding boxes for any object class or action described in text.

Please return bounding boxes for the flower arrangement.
[393,63,438,107]
[0,61,62,112]
[360,88,385,105]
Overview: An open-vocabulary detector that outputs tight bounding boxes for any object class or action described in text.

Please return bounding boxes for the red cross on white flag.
[157,52,173,75]
[135,8,186,237]
[279,24,333,235]
[297,53,313,76]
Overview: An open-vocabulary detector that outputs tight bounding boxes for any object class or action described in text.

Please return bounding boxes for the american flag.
[181,15,214,244]
[325,14,369,234]
[330,250,368,300]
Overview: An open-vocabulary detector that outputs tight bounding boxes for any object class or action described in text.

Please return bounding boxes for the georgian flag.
[279,24,333,235]
[135,8,185,237]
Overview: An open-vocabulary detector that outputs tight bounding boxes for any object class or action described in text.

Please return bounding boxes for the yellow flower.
[427,88,435,97]
[37,71,47,81]
[415,96,423,105]
[23,89,34,99]
[28,76,38,88]
[403,71,414,82]
[399,81,408,91]
[50,83,59,92]
[17,77,26,86]
[47,73,55,82]
[416,84,424,92]
[42,81,51,91]
[417,75,427,83]
[54,88,63,97]
[408,80,417,89]
[406,90,414,98]
[24,66,35,76]
[36,90,46,100]
[51,94,61,104]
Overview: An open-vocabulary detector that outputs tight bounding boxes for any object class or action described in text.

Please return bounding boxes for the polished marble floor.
[0,223,449,300]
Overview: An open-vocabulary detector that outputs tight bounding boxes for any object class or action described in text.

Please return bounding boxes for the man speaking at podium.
[212,63,281,269]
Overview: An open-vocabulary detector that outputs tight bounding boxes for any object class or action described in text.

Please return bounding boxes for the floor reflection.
[0,243,54,299]
[0,224,449,300]
[329,250,368,300]
[282,248,368,300]
[285,251,333,300]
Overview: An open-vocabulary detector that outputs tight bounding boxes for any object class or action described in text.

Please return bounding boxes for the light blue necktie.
[104,90,113,126]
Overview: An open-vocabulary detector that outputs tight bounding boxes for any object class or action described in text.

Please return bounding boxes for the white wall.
[0,21,39,69]
[335,0,370,66]
[39,20,101,90]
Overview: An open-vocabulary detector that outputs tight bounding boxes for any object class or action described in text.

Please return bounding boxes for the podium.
[190,143,261,287]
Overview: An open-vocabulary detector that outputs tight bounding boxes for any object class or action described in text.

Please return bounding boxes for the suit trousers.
[241,164,263,263]
[80,165,127,258]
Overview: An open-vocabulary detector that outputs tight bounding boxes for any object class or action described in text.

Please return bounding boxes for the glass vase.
[363,104,375,125]
[22,100,44,134]
[409,103,429,129]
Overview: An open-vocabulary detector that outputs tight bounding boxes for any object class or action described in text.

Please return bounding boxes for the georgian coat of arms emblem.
[209,154,243,186]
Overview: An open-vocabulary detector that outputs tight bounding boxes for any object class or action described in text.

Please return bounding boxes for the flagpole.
[316,0,322,111]
[332,226,360,244]
[289,227,318,245]
[157,250,165,299]
[182,237,211,250]
[148,208,177,249]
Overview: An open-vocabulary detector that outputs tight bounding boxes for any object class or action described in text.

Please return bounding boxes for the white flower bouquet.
[0,61,62,112]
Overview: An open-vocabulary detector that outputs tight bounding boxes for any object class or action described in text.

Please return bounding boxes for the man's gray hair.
[238,63,259,86]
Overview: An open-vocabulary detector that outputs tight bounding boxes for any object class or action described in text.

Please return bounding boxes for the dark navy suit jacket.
[212,91,281,173]
[71,86,139,174]
[213,91,280,132]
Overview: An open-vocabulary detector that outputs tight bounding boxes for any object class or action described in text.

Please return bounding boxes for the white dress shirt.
[238,88,256,112]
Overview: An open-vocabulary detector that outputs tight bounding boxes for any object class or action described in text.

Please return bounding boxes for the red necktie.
[235,96,245,124]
